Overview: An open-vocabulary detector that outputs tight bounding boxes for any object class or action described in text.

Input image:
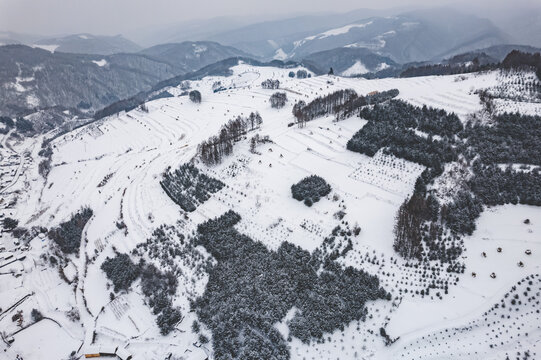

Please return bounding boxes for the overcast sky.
[0,0,538,38]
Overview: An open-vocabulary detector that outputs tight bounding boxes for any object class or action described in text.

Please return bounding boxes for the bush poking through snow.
[270,92,287,109]
[189,90,202,103]
[101,253,140,292]
[296,69,308,79]
[2,217,19,231]
[291,175,331,206]
[38,159,51,178]
[31,309,43,323]
[261,79,280,89]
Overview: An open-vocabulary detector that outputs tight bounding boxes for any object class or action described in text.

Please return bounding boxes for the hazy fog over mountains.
[1,0,539,48]
[1,1,541,360]
[0,0,539,129]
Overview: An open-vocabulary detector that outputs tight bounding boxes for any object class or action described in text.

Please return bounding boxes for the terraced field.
[1,64,540,360]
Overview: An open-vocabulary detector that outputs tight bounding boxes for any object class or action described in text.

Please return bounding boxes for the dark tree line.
[344,100,461,260]
[445,112,541,234]
[292,89,399,126]
[348,130,454,171]
[161,163,224,212]
[261,79,280,89]
[400,50,541,80]
[359,100,463,137]
[197,112,262,165]
[347,100,462,170]
[393,193,464,264]
[270,92,288,109]
[93,93,146,119]
[192,211,389,360]
[440,190,483,236]
[148,91,174,101]
[469,163,541,207]
[346,99,541,263]
[501,50,541,81]
[393,194,437,260]
[336,89,400,120]
[293,89,357,124]
[394,186,466,263]
[400,58,497,78]
[132,225,209,335]
[461,112,541,166]
[48,207,93,254]
[291,175,331,206]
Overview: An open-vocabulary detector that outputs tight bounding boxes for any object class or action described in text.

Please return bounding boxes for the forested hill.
[401,49,541,78]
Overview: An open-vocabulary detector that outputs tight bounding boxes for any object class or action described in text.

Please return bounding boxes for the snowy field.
[0,64,540,359]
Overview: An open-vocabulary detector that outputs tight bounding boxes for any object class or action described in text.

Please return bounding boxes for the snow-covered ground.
[92,59,108,67]
[0,64,539,359]
[31,44,59,53]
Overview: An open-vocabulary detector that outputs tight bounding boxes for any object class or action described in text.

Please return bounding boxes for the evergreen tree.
[189,90,202,103]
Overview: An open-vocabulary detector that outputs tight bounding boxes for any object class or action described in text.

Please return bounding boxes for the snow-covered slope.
[0,64,540,360]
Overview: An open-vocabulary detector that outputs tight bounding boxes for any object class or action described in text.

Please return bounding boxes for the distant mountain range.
[0,31,42,46]
[399,44,541,78]
[1,6,540,130]
[286,9,507,63]
[445,44,541,65]
[0,45,175,117]
[34,34,142,55]
[478,6,541,48]
[0,32,142,55]
[0,7,535,65]
[132,8,401,53]
[203,8,398,59]
[142,8,510,64]
[139,41,253,72]
[301,47,398,76]
[0,42,247,118]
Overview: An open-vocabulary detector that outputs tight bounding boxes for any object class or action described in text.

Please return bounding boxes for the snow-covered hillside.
[0,63,540,360]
